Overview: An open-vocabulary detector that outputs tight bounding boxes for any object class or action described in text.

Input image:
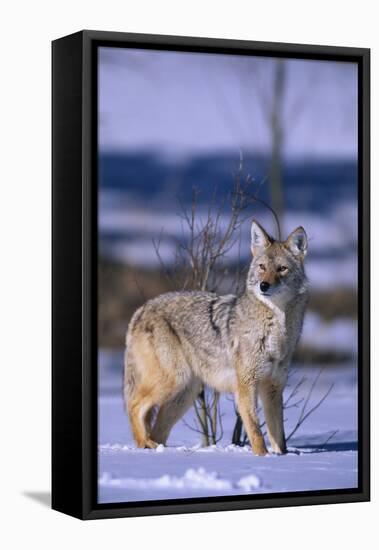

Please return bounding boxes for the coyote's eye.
[259,264,266,271]
[278,265,288,273]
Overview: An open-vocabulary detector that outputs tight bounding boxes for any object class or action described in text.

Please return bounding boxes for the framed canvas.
[52,30,370,520]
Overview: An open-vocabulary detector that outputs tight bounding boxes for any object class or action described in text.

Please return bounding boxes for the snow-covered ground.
[98,354,358,504]
[301,313,357,354]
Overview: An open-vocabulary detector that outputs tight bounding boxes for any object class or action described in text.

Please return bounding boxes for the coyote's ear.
[285,226,308,259]
[251,220,272,256]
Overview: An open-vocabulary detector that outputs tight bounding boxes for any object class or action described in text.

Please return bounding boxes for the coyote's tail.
[123,346,136,411]
[123,307,143,410]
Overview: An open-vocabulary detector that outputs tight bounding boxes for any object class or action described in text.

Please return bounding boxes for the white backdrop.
[0,1,377,548]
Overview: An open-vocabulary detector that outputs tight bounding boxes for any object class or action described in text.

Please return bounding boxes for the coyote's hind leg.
[151,379,201,445]
[128,395,159,449]
[125,311,192,449]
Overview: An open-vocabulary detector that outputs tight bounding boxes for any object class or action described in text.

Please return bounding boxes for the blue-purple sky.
[98,47,358,159]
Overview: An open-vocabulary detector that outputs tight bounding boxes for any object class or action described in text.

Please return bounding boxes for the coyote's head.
[246,220,308,306]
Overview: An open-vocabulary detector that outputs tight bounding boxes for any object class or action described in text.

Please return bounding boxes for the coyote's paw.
[271,447,288,455]
[252,444,268,456]
[144,438,159,449]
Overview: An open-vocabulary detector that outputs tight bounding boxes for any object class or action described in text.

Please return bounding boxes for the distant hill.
[99,152,357,213]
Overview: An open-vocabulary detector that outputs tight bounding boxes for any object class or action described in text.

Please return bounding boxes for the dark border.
[52,30,370,520]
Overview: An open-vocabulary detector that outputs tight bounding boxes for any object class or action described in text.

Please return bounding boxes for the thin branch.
[152,230,177,288]
[319,429,339,448]
[286,369,335,442]
[131,269,146,302]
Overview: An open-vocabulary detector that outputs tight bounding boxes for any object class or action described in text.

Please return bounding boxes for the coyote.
[124,221,308,455]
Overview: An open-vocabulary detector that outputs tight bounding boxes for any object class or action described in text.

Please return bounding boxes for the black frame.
[52,30,370,520]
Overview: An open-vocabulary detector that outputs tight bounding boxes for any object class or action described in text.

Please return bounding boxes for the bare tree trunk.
[210,391,220,445]
[197,388,210,446]
[269,59,286,233]
[232,412,243,446]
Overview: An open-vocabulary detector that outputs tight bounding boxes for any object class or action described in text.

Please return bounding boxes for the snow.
[99,466,261,494]
[98,360,358,504]
[99,467,239,491]
[99,195,358,289]
[301,313,357,353]
[99,196,357,259]
[237,474,261,491]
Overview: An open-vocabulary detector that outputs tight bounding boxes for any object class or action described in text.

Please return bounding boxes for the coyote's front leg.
[236,380,268,456]
[260,379,287,454]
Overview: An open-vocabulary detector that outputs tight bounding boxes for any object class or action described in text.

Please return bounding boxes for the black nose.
[260,281,270,293]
